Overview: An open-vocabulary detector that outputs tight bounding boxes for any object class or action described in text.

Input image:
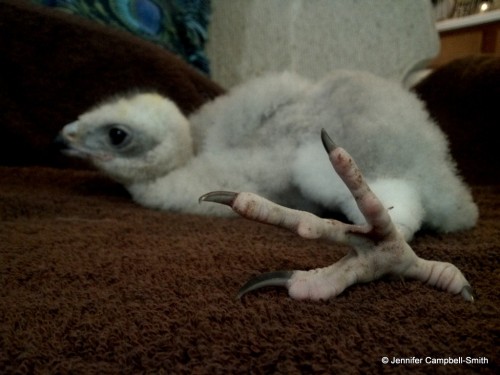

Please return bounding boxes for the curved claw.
[461,285,475,302]
[320,128,338,153]
[199,191,238,206]
[237,270,294,299]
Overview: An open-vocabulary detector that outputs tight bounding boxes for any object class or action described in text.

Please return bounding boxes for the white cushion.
[207,0,439,88]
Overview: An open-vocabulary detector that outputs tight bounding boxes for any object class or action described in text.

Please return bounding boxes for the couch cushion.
[414,55,500,185]
[207,0,439,88]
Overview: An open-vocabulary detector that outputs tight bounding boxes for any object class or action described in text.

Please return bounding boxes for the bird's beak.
[54,121,114,162]
[60,121,79,142]
[53,121,88,159]
[53,132,71,152]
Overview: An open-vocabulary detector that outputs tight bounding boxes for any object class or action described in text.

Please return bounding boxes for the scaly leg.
[199,130,474,302]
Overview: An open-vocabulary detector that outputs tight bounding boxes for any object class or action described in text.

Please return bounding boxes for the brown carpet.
[1,168,499,374]
[1,1,498,374]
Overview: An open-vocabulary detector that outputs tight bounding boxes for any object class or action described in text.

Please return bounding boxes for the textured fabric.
[0,168,498,374]
[0,2,499,373]
[413,55,500,185]
[30,0,212,74]
[207,0,439,88]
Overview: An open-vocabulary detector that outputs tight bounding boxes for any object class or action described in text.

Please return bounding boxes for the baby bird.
[57,70,478,301]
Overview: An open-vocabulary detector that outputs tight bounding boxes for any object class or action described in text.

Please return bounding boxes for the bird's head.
[56,93,193,185]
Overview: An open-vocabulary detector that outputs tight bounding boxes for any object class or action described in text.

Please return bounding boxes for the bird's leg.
[200,130,473,302]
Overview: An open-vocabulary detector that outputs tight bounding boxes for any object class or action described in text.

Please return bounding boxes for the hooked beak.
[53,132,71,152]
[54,121,86,158]
[55,121,114,162]
[54,121,98,160]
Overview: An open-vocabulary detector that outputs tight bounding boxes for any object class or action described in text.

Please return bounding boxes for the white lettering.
[466,357,488,364]
[425,357,462,365]
[387,356,488,366]
[391,357,422,364]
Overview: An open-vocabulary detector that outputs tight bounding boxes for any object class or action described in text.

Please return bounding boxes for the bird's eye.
[108,127,128,146]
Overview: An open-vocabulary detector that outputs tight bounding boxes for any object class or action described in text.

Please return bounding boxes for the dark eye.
[108,127,128,146]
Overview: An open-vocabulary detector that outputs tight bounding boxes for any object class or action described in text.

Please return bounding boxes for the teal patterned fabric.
[31,0,211,74]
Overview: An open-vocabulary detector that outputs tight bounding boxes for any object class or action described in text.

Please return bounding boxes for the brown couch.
[1,1,498,373]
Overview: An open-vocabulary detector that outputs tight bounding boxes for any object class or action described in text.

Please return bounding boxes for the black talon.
[237,270,294,299]
[320,128,338,153]
[199,191,238,206]
[461,285,475,302]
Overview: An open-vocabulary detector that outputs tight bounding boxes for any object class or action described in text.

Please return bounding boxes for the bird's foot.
[200,130,473,302]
